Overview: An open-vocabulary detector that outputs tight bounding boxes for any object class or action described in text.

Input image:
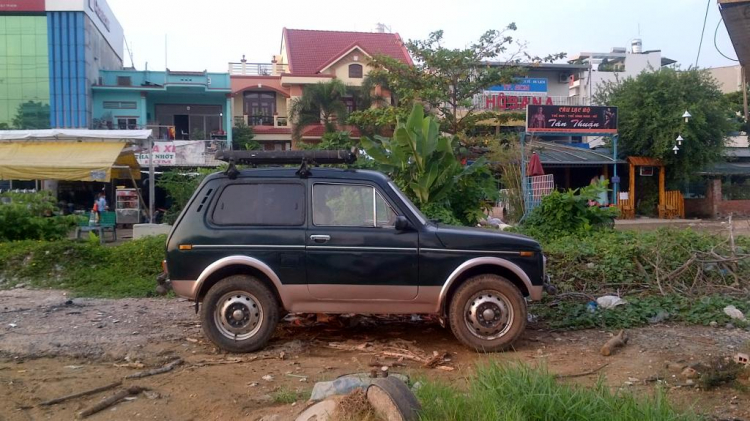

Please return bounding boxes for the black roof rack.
[215,150,358,179]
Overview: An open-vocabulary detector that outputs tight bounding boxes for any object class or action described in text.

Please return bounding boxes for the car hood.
[434,225,541,252]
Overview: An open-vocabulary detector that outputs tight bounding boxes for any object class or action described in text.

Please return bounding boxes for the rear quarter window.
[212,183,305,226]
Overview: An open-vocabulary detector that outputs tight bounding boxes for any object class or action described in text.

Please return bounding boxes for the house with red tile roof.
[229,28,412,150]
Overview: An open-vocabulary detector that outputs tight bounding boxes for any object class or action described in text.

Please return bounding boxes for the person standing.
[97,192,108,214]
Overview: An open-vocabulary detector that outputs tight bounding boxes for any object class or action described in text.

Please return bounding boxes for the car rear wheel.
[200,275,278,353]
[448,274,526,352]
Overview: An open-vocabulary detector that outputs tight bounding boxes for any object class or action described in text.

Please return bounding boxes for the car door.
[306,181,419,300]
[205,180,308,286]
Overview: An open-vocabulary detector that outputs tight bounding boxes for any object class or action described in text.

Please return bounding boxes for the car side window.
[313,184,397,227]
[212,183,305,226]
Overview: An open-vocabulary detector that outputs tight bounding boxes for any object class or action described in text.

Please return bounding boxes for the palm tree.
[289,79,349,140]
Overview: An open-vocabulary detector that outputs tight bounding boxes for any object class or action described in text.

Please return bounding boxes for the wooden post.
[629,162,635,201]
[602,164,609,179]
[658,165,666,217]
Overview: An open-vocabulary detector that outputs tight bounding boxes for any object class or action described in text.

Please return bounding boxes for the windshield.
[388,181,428,226]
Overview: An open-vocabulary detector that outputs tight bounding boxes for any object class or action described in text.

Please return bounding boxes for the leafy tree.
[11,101,50,129]
[354,26,564,136]
[232,122,260,150]
[0,122,10,130]
[724,88,748,133]
[594,68,731,181]
[289,79,350,139]
[298,131,355,151]
[156,168,217,224]
[361,104,496,225]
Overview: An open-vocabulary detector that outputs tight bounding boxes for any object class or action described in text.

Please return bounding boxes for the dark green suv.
[163,152,551,353]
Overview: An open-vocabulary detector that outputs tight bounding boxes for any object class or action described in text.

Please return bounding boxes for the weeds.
[0,235,166,298]
[271,387,305,404]
[416,362,698,421]
[531,294,749,330]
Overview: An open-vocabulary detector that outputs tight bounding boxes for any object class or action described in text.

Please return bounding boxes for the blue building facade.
[0,0,124,129]
[92,69,233,145]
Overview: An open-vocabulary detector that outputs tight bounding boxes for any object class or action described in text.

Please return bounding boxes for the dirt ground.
[1,289,749,421]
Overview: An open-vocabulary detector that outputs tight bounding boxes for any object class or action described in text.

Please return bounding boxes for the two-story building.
[229,28,412,150]
[91,69,232,140]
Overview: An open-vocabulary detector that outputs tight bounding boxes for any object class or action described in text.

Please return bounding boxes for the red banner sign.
[0,0,45,11]
[484,94,555,111]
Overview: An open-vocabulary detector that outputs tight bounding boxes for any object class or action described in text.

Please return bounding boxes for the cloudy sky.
[108,0,739,72]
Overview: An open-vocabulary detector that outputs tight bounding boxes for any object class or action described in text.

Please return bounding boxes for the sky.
[107,0,740,72]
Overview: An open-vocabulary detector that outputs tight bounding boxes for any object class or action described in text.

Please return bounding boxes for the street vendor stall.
[0,129,151,221]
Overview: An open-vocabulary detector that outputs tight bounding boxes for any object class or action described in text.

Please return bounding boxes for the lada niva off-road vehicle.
[161,150,552,353]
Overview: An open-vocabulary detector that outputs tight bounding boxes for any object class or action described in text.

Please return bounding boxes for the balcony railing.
[240,115,289,127]
[228,62,289,76]
[468,94,589,111]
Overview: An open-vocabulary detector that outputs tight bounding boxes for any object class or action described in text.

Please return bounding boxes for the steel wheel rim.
[213,291,263,341]
[464,289,514,341]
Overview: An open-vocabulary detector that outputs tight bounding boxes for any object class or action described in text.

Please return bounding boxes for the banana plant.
[361,103,487,206]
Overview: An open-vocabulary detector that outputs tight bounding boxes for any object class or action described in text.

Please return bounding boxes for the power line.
[714,18,739,62]
[695,0,711,67]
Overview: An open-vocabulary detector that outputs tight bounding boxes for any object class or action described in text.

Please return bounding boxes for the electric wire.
[714,18,739,62]
[695,0,712,67]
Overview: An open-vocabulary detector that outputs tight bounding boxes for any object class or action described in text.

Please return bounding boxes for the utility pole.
[742,66,749,125]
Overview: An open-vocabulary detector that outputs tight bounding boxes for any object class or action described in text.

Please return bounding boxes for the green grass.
[271,387,305,404]
[0,235,166,298]
[531,294,750,330]
[416,362,698,421]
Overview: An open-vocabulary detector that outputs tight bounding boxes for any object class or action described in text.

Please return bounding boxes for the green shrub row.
[0,235,166,298]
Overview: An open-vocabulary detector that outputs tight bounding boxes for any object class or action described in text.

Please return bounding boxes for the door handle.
[310,234,331,243]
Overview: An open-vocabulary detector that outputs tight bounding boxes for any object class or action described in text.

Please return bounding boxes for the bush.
[0,235,166,298]
[542,228,750,296]
[0,191,77,241]
[157,169,214,224]
[521,182,619,239]
[416,362,696,421]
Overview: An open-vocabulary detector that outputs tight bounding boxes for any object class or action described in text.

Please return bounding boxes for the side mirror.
[394,215,411,231]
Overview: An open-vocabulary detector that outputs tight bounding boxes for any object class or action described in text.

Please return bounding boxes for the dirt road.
[1,288,749,421]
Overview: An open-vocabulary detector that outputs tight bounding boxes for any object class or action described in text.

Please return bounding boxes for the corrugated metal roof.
[697,162,750,175]
[534,142,625,166]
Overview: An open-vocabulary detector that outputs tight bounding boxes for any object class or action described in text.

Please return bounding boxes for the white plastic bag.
[596,295,627,309]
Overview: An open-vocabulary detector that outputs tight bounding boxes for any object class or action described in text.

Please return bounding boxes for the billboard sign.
[0,0,45,11]
[487,78,547,93]
[137,142,176,166]
[526,105,618,134]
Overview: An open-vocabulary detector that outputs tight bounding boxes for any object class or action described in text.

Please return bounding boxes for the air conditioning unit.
[558,73,571,83]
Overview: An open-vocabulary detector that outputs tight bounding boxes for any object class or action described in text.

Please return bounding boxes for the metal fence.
[228,62,289,76]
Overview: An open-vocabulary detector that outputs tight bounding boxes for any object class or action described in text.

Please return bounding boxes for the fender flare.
[195,255,288,307]
[437,256,536,313]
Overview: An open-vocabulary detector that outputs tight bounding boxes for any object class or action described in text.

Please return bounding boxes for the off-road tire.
[448,274,527,352]
[200,275,279,353]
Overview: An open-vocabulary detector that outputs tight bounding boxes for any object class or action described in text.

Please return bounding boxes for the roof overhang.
[0,129,153,142]
[0,142,140,182]
[719,0,750,79]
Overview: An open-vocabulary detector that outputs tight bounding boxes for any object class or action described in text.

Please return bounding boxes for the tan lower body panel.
[529,285,542,301]
[282,285,442,314]
[172,280,198,299]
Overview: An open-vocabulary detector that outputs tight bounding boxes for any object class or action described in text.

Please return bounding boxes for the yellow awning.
[0,142,141,182]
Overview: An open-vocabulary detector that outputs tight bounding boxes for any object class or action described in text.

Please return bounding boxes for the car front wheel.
[448,274,527,352]
[200,275,279,353]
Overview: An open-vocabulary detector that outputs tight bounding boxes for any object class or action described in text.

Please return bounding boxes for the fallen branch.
[556,363,610,379]
[380,350,428,364]
[600,330,628,356]
[39,381,122,406]
[78,386,145,418]
[125,358,183,380]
